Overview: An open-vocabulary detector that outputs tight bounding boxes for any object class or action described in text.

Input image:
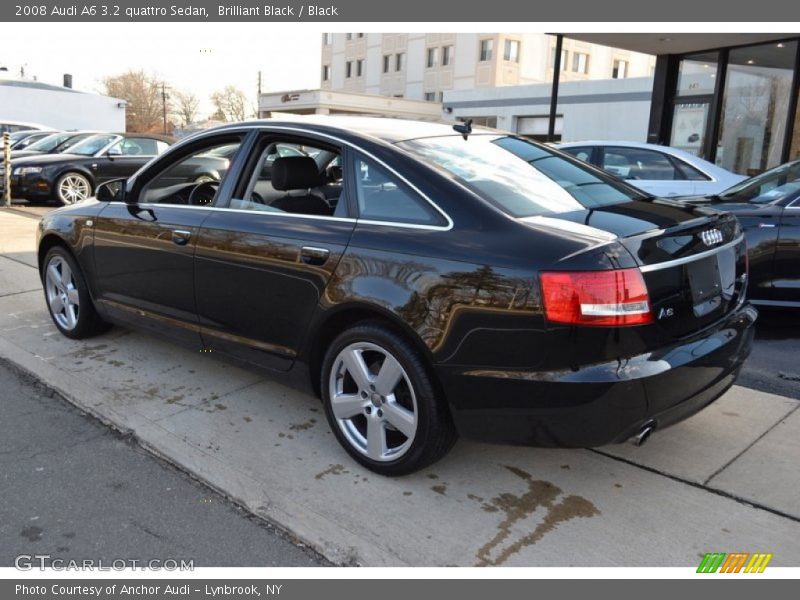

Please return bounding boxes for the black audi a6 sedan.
[682,159,800,309]
[8,133,171,205]
[36,117,757,475]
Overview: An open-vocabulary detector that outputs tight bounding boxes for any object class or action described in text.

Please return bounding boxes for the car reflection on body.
[36,117,756,475]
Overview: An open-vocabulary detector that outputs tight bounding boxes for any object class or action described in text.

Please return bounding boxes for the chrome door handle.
[172,230,192,245]
[300,246,330,265]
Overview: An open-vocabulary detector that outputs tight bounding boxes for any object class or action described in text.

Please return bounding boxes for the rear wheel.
[321,322,457,476]
[43,247,108,339]
[56,172,92,205]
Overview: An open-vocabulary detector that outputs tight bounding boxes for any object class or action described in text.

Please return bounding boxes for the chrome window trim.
[135,124,454,231]
[638,235,744,273]
[134,201,450,231]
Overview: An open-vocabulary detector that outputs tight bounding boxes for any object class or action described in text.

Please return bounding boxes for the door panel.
[93,202,210,345]
[194,211,355,370]
[774,206,800,303]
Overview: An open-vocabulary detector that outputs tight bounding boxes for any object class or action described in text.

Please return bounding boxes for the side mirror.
[106,146,123,157]
[95,179,126,202]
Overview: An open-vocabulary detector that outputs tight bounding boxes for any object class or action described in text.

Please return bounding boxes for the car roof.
[212,115,493,144]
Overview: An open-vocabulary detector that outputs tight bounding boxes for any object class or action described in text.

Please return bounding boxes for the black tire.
[42,246,109,339]
[321,321,457,476]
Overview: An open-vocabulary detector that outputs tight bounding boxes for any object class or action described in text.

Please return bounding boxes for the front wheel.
[43,247,109,339]
[55,172,92,205]
[321,322,457,476]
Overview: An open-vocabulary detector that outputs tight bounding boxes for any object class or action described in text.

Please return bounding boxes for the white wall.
[445,77,654,142]
[0,81,125,131]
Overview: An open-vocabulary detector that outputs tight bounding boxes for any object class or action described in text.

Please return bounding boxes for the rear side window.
[353,156,443,225]
[674,158,710,181]
[602,147,679,181]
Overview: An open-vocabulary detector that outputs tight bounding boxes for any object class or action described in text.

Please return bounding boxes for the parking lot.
[1,201,799,567]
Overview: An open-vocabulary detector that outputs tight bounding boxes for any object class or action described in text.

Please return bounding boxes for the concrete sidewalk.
[1,206,799,567]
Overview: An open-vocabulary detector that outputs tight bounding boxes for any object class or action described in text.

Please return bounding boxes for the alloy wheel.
[58,174,90,204]
[44,255,80,331]
[328,342,418,462]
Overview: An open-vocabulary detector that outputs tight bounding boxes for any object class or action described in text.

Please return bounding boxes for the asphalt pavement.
[0,360,327,568]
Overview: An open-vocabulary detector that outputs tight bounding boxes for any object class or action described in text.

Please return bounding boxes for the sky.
[0,23,322,118]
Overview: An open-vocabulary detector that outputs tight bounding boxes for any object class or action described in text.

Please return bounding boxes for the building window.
[552,47,569,71]
[572,52,589,74]
[346,33,353,41]
[356,59,364,77]
[504,40,520,63]
[612,59,628,79]
[322,65,330,81]
[345,61,353,78]
[424,92,436,102]
[356,33,364,38]
[322,33,333,45]
[395,53,405,72]
[383,54,390,73]
[437,91,444,102]
[442,45,453,66]
[479,39,494,62]
[426,47,439,68]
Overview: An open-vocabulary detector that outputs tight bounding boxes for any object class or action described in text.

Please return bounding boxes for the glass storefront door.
[717,41,798,176]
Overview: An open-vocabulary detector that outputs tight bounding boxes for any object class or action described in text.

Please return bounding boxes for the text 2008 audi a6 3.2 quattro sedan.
[36,117,757,475]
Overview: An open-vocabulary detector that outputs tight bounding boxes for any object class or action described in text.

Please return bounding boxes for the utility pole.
[161,83,169,135]
[3,132,11,207]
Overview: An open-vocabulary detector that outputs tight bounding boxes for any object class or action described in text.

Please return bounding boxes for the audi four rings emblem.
[700,229,724,246]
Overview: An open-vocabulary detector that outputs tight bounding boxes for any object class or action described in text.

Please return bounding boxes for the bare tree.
[210,85,250,122]
[102,70,166,133]
[172,89,200,126]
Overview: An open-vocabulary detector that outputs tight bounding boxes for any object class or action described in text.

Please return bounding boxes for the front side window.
[353,156,443,225]
[562,146,594,163]
[67,134,118,156]
[397,135,642,218]
[602,147,680,181]
[139,138,243,206]
[111,137,164,156]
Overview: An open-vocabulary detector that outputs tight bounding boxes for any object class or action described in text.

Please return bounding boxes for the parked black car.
[6,133,171,204]
[9,131,99,160]
[683,159,800,308]
[7,129,58,150]
[36,118,756,475]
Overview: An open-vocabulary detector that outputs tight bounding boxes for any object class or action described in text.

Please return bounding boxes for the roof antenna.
[453,119,472,140]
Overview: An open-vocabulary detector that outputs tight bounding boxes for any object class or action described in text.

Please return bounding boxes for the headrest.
[272,156,321,191]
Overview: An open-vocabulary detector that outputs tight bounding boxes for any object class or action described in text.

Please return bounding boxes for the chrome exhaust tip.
[631,423,655,447]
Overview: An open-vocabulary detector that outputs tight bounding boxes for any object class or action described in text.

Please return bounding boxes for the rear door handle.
[172,229,192,246]
[300,246,330,265]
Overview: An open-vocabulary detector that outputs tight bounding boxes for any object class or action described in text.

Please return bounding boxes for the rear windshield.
[718,159,800,204]
[397,134,645,218]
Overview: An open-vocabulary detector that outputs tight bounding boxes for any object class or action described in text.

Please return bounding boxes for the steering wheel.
[188,181,218,206]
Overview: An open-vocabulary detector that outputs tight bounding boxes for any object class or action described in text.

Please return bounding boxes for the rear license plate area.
[687,255,722,317]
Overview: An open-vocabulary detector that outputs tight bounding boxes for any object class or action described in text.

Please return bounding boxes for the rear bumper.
[437,303,757,447]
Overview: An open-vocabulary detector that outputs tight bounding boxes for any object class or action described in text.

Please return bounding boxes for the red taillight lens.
[540,268,653,326]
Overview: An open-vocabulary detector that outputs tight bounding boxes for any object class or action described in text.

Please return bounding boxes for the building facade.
[320,33,655,103]
[0,78,125,132]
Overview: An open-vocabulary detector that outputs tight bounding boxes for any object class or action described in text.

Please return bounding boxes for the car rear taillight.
[540,268,653,326]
